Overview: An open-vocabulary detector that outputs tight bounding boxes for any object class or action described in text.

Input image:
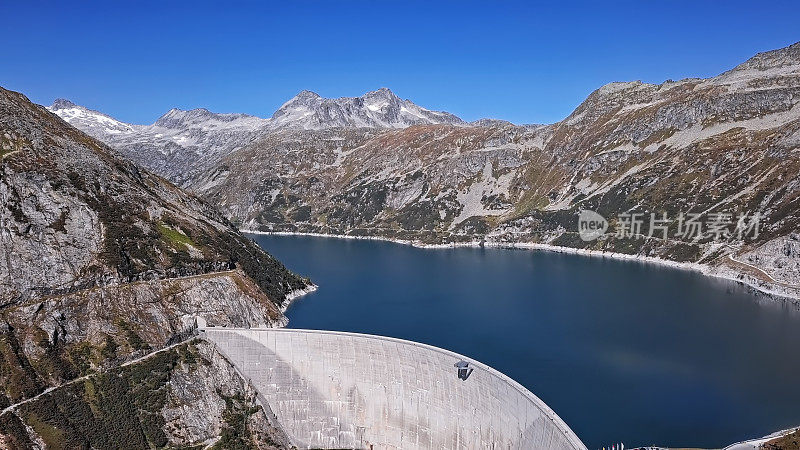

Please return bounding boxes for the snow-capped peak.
[47,87,467,177]
[51,98,78,109]
[50,88,465,140]
[47,99,135,136]
[153,107,263,130]
[269,87,464,130]
[362,87,400,112]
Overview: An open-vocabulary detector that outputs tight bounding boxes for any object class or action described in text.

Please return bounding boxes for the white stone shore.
[243,229,800,305]
[722,426,799,449]
[281,284,319,312]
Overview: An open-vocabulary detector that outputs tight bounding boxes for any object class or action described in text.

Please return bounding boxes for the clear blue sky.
[4,1,799,125]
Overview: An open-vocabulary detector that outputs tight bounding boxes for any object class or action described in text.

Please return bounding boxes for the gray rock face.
[0,340,290,449]
[3,87,308,305]
[0,86,311,446]
[153,108,258,129]
[0,167,103,302]
[740,235,800,287]
[3,271,286,373]
[162,340,290,448]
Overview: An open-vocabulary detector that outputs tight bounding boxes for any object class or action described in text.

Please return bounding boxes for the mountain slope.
[0,86,309,447]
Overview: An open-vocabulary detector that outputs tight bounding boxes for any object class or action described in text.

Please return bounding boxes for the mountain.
[47,100,269,187]
[51,42,800,302]
[193,42,800,301]
[0,86,310,447]
[469,118,517,128]
[47,98,135,137]
[270,87,464,130]
[48,88,463,187]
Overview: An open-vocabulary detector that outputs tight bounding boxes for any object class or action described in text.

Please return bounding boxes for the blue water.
[249,234,800,449]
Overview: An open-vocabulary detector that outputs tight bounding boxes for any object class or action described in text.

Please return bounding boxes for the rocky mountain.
[0,86,310,447]
[48,88,463,187]
[53,42,800,301]
[195,42,800,301]
[269,87,464,130]
[47,98,135,137]
[47,99,269,187]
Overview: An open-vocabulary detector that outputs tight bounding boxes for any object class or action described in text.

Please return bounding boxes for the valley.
[50,42,800,303]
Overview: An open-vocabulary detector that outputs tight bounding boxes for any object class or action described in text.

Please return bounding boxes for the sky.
[3,1,799,125]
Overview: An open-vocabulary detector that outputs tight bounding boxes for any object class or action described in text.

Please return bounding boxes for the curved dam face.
[202,328,586,450]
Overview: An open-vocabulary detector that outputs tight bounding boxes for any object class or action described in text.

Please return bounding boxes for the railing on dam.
[201,326,587,450]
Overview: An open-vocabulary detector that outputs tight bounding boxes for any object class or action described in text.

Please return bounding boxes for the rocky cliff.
[0,86,310,447]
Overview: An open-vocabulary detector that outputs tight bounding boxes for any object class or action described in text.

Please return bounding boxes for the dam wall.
[202,327,586,450]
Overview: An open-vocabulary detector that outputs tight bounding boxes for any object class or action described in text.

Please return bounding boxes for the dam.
[200,326,587,450]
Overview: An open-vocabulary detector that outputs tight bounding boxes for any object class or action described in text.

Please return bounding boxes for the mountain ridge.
[47,40,800,135]
[47,87,467,187]
[48,87,467,131]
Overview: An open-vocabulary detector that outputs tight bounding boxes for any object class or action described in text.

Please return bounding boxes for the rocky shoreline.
[281,284,319,312]
[242,229,800,307]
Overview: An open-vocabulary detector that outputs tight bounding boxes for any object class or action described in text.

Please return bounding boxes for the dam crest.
[200,326,587,450]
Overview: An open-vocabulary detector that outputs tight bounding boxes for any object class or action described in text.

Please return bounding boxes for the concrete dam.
[201,327,587,450]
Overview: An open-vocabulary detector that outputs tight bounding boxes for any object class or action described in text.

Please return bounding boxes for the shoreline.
[281,283,319,313]
[721,426,799,450]
[243,229,800,305]
[270,284,319,328]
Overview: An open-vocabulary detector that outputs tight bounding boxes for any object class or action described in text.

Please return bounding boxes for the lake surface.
[249,234,800,449]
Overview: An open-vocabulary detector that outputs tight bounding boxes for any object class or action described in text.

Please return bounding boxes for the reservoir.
[249,234,800,449]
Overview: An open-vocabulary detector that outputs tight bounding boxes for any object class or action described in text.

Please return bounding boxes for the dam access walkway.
[200,326,587,450]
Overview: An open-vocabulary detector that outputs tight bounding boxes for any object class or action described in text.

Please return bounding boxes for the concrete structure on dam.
[201,327,587,450]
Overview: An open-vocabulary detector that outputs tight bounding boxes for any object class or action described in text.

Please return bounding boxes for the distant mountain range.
[47,87,466,185]
[49,42,800,301]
